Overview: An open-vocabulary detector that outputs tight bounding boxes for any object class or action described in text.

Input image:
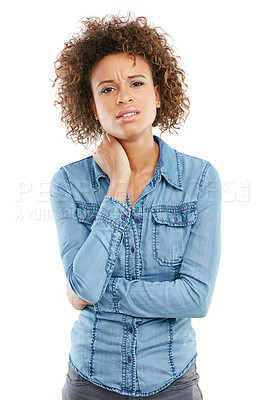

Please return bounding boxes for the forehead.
[90,53,152,81]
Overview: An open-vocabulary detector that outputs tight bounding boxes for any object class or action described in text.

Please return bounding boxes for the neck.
[118,133,160,176]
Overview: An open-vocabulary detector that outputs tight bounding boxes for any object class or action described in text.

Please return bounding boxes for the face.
[89,53,161,140]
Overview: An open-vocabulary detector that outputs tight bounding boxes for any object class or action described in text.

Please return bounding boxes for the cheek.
[96,99,114,119]
[146,97,157,118]
[145,91,157,111]
[97,112,116,132]
[95,101,106,115]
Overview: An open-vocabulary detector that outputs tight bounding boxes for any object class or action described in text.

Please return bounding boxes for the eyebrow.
[97,74,147,89]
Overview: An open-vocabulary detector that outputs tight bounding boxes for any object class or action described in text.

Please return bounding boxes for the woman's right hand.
[93,132,131,182]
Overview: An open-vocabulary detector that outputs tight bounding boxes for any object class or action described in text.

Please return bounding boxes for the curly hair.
[51,11,190,150]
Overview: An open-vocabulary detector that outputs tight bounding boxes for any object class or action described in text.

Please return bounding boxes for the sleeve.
[96,163,222,318]
[49,167,131,304]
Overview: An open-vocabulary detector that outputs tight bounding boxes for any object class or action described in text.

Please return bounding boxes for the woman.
[50,12,221,400]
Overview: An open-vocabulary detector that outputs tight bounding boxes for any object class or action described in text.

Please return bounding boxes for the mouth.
[117,112,140,123]
[116,108,141,123]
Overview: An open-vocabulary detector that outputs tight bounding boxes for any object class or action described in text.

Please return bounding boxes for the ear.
[90,98,98,119]
[154,85,161,107]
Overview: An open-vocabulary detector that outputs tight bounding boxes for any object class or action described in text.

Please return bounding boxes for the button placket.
[123,316,136,393]
[125,213,139,281]
[121,211,139,392]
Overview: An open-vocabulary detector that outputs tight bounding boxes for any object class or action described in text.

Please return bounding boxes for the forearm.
[70,180,131,302]
[68,213,124,303]
[97,255,220,319]
[50,168,131,304]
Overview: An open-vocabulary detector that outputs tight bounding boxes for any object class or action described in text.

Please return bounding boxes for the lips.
[116,107,140,119]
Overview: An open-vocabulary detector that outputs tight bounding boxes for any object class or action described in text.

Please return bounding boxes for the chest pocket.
[76,202,100,231]
[151,202,197,266]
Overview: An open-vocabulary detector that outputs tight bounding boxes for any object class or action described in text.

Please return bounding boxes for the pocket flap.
[152,202,197,227]
[76,203,100,225]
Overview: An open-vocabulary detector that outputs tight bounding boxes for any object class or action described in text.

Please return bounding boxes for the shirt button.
[127,356,132,363]
[173,218,179,223]
[122,215,127,221]
[135,218,141,223]
[131,246,135,253]
[129,327,133,333]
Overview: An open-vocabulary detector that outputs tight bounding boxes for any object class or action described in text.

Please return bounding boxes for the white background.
[2,0,265,399]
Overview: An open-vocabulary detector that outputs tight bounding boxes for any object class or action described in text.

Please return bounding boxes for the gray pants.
[62,361,203,399]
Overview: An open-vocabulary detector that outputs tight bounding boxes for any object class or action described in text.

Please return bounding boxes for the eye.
[131,81,144,87]
[101,87,115,94]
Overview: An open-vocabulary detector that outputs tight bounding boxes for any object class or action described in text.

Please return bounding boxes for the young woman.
[50,12,221,400]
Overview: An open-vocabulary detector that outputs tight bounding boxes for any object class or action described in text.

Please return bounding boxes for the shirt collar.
[91,134,183,191]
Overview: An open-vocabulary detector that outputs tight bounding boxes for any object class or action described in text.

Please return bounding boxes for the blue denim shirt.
[50,134,222,397]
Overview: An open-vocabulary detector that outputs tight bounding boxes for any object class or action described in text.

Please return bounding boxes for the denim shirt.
[50,134,222,397]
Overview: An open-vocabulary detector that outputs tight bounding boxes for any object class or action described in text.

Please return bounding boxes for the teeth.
[120,112,137,117]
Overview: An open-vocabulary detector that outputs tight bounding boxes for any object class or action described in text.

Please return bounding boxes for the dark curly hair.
[51,11,190,150]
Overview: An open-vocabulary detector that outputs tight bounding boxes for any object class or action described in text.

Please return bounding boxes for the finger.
[105,132,111,143]
[102,131,107,145]
[103,131,111,144]
[100,132,106,148]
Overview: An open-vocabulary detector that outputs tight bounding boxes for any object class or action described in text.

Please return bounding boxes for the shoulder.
[50,155,94,191]
[51,155,93,178]
[174,149,221,188]
[61,155,93,173]
[176,148,210,167]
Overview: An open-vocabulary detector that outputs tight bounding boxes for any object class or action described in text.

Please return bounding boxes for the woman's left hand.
[66,282,94,310]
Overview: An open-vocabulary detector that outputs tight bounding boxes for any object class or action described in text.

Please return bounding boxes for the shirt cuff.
[96,277,120,313]
[96,195,131,229]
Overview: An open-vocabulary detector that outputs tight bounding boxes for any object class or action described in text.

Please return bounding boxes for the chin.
[105,130,135,140]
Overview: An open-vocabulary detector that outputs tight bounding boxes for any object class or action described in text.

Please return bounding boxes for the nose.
[116,86,133,105]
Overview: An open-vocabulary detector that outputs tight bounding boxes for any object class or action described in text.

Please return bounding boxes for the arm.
[50,167,131,304]
[96,164,222,318]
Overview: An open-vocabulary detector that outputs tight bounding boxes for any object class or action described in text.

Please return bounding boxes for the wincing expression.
[89,52,161,140]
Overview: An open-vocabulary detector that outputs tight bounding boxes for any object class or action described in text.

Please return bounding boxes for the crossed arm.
[60,164,222,318]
